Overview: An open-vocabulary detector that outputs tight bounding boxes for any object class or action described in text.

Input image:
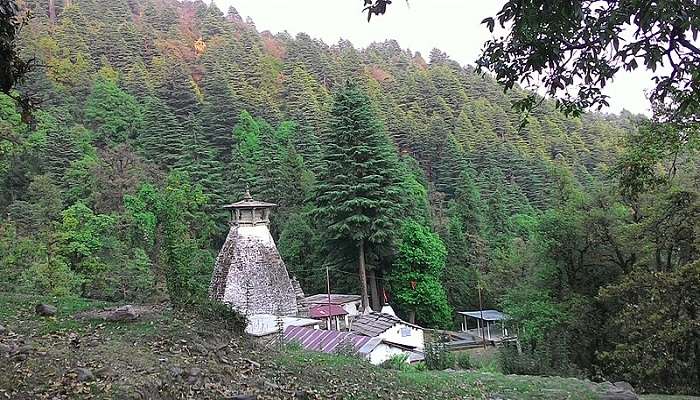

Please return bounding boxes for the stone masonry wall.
[209,225,297,316]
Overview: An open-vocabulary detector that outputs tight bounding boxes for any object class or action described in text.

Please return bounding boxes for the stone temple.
[209,191,297,316]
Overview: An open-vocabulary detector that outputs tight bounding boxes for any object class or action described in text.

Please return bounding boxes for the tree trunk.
[48,0,57,22]
[368,269,380,311]
[408,310,416,324]
[358,240,370,313]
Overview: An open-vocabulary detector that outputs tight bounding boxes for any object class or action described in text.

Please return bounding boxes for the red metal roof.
[284,326,379,355]
[309,304,348,318]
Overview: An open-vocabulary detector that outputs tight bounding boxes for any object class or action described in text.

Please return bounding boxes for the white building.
[284,326,422,365]
[349,312,424,350]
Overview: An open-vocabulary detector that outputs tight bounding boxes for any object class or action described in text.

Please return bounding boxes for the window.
[400,327,412,337]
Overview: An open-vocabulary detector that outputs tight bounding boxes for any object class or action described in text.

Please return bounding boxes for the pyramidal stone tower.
[209,191,297,316]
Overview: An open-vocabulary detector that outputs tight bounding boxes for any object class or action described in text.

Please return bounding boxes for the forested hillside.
[1,0,698,394]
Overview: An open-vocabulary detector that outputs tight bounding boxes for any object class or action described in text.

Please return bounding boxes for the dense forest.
[0,0,698,394]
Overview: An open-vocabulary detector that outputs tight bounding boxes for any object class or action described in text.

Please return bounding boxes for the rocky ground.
[1,293,697,400]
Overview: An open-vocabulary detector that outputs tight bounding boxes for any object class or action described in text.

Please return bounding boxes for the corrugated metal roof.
[309,304,348,318]
[350,312,421,337]
[284,326,381,355]
[458,310,509,321]
[299,294,361,305]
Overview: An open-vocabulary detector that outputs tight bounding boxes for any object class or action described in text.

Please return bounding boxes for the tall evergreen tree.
[314,82,402,310]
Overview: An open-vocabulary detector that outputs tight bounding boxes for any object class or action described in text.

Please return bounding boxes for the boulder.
[105,305,138,322]
[169,366,184,378]
[35,304,57,317]
[294,390,310,400]
[614,382,635,392]
[601,387,638,400]
[0,343,12,354]
[232,396,257,400]
[74,367,95,382]
[186,367,203,384]
[0,325,7,335]
[94,366,113,379]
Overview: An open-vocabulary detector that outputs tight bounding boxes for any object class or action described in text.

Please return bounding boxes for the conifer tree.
[138,96,184,169]
[315,82,402,310]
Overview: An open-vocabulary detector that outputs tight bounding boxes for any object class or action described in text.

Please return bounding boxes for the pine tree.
[314,82,402,310]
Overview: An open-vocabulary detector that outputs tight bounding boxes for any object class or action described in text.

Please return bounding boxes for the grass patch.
[273,346,601,400]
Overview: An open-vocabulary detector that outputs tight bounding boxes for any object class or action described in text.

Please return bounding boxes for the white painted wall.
[366,343,407,365]
[377,323,424,350]
[341,300,361,316]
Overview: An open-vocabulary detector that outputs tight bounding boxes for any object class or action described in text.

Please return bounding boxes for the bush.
[498,338,580,377]
[194,299,247,333]
[424,339,455,370]
[456,352,472,369]
[380,354,409,370]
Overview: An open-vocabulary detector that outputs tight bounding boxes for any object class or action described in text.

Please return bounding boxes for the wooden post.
[326,265,332,330]
[478,285,487,349]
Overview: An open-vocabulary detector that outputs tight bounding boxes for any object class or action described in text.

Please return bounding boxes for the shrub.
[194,299,247,333]
[380,354,409,370]
[456,352,472,370]
[424,339,455,370]
[498,338,580,377]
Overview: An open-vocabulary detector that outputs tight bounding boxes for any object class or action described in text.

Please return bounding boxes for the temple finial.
[243,187,253,202]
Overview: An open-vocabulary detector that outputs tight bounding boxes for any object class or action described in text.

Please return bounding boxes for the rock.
[0,343,11,354]
[94,366,113,379]
[0,325,7,335]
[294,390,310,400]
[169,366,184,378]
[17,344,33,354]
[193,343,208,355]
[601,387,638,400]
[232,396,257,400]
[186,367,203,384]
[614,381,635,392]
[35,304,57,317]
[74,367,95,382]
[105,305,138,322]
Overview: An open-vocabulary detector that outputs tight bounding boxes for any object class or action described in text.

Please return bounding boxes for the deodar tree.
[314,81,402,311]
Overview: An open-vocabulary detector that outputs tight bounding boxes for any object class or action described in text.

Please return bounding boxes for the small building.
[458,309,512,342]
[309,304,349,330]
[350,312,424,350]
[245,314,320,337]
[299,294,362,318]
[284,326,421,365]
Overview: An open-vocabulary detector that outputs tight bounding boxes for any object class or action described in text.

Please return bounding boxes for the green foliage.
[424,338,455,370]
[598,261,700,394]
[391,220,452,329]
[456,352,472,370]
[477,1,699,124]
[193,298,247,334]
[58,202,115,269]
[84,73,143,143]
[1,3,698,394]
[315,81,402,245]
[380,354,410,370]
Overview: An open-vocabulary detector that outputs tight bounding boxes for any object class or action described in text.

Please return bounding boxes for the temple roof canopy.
[223,190,277,209]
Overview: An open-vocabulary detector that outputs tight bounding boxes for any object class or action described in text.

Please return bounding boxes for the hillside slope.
[0,293,649,400]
